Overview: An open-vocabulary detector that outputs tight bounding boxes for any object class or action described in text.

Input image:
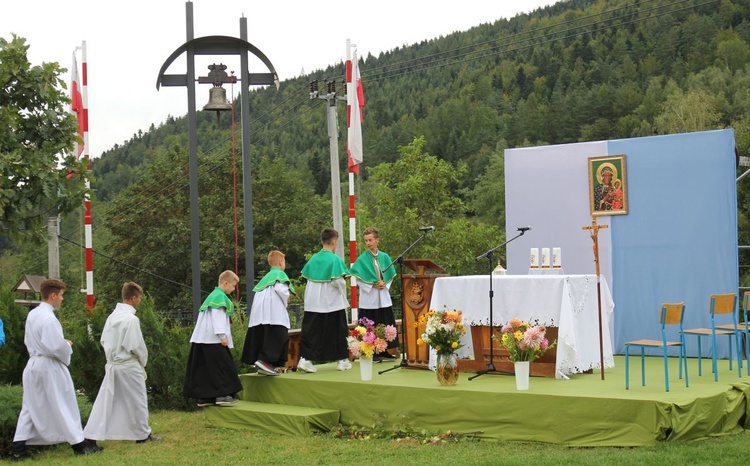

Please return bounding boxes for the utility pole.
[310,79,346,259]
[47,216,60,279]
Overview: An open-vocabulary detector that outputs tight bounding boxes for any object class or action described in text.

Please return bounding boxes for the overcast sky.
[2,0,559,157]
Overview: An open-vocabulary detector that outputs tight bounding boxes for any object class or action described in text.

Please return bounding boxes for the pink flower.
[363,331,377,345]
[541,338,549,351]
[521,326,546,348]
[384,325,398,342]
[374,339,388,353]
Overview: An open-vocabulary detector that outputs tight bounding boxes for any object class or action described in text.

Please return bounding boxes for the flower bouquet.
[495,318,555,363]
[346,317,398,359]
[495,318,556,390]
[417,309,466,385]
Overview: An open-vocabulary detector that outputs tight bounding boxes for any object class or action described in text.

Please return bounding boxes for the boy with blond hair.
[183,270,243,407]
[12,279,103,460]
[242,250,295,375]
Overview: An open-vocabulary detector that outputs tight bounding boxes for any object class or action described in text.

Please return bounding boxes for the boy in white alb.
[84,282,162,443]
[11,279,103,460]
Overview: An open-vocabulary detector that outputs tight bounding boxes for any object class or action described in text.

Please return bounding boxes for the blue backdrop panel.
[608,130,738,357]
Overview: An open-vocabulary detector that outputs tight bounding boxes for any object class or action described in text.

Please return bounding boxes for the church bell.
[203,85,232,112]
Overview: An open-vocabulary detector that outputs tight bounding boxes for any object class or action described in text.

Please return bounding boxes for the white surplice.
[189,307,234,347]
[248,282,291,328]
[303,278,349,313]
[83,303,151,440]
[13,302,85,446]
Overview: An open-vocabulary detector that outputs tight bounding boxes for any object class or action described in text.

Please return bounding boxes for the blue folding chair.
[625,303,688,391]
[715,291,750,375]
[682,293,741,382]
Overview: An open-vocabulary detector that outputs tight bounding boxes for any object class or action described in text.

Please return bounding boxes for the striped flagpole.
[346,40,358,323]
[81,41,94,311]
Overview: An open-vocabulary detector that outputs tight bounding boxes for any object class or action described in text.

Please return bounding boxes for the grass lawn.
[22,409,750,465]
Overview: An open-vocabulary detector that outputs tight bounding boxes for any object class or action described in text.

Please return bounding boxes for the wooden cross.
[582,217,608,380]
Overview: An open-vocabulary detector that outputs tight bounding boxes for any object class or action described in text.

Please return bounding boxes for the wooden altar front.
[400,259,448,369]
[463,325,559,377]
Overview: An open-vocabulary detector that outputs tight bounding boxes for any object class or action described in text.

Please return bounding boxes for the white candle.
[530,248,539,268]
[541,248,550,268]
[553,247,561,268]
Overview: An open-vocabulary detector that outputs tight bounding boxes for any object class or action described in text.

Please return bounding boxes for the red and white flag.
[347,50,365,173]
[71,53,84,158]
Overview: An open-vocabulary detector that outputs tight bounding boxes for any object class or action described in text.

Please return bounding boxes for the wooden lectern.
[401,259,448,368]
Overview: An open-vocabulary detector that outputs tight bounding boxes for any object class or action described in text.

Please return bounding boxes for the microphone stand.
[379,229,432,375]
[469,229,527,381]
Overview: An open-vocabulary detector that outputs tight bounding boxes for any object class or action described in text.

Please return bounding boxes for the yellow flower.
[435,345,442,351]
[451,342,458,349]
[417,338,424,346]
[514,331,523,341]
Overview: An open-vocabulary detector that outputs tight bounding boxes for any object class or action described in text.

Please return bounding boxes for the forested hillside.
[6,0,749,314]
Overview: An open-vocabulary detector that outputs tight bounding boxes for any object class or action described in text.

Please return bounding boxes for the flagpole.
[80,41,94,311]
[70,40,94,315]
[346,39,359,323]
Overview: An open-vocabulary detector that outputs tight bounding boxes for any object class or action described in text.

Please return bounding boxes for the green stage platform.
[220,355,750,446]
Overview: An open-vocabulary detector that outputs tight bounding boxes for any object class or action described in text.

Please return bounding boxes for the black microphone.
[517,226,531,232]
[419,226,436,232]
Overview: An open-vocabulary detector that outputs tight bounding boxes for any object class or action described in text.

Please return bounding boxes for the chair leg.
[711,333,719,382]
[682,343,689,387]
[625,345,631,389]
[664,345,669,391]
[735,332,742,379]
[640,347,646,387]
[696,335,703,377]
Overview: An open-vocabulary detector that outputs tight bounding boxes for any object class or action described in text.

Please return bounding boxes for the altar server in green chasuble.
[350,226,399,361]
[242,250,296,376]
[297,228,352,373]
[183,270,243,407]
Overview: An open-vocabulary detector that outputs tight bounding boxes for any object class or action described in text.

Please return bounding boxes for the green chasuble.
[301,249,350,283]
[253,266,296,294]
[350,249,396,285]
[200,287,234,317]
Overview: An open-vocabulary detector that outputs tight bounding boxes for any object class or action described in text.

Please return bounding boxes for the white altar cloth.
[428,274,615,378]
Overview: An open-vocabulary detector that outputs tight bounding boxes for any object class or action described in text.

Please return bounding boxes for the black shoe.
[381,352,398,359]
[10,441,29,461]
[72,440,104,455]
[136,434,164,444]
[197,398,215,407]
[372,356,383,363]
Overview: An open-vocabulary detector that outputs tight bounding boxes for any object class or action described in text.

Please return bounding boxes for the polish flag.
[71,54,84,158]
[347,50,365,174]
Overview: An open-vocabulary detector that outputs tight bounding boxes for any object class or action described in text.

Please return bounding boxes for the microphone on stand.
[517,226,531,232]
[419,226,436,232]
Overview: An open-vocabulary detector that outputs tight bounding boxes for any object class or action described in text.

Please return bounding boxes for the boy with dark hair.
[12,279,103,460]
[297,228,352,373]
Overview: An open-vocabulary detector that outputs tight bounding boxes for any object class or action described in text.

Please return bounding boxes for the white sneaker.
[297,358,317,373]
[337,359,352,371]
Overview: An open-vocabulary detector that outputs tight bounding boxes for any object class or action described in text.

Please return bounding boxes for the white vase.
[360,356,373,381]
[514,361,530,390]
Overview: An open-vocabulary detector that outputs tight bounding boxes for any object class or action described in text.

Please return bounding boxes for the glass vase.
[436,353,459,386]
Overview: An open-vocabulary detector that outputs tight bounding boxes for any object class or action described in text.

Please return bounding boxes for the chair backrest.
[660,302,685,326]
[710,293,737,317]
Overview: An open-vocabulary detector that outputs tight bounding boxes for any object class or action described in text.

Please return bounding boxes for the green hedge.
[2,286,253,412]
[0,384,92,458]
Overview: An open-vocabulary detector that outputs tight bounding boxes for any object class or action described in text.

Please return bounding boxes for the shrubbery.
[2,285,252,412]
